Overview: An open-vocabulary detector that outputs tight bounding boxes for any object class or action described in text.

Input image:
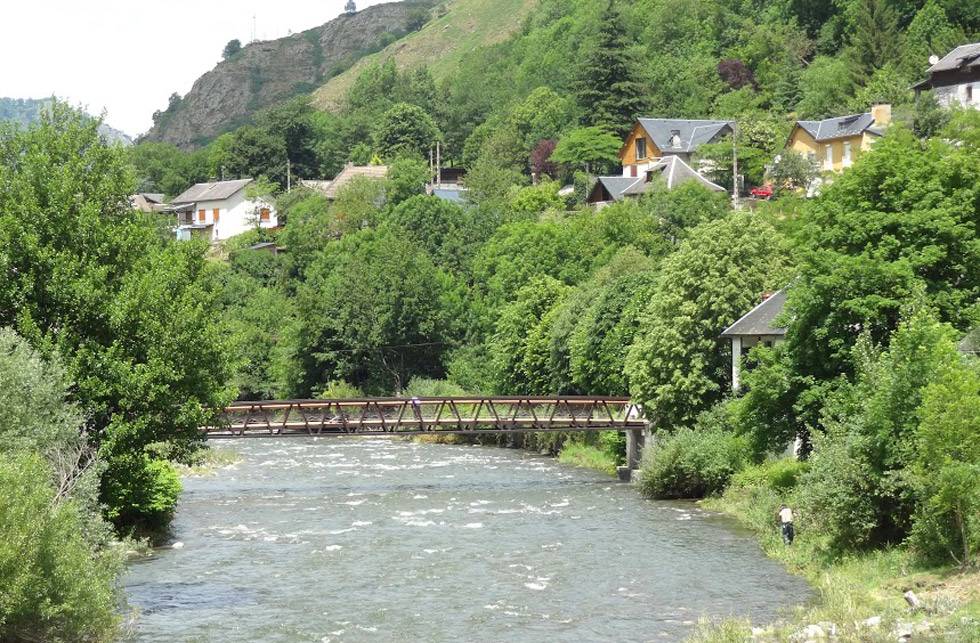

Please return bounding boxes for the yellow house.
[619,118,733,177]
[786,104,891,173]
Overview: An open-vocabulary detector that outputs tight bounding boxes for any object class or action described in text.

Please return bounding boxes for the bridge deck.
[206,396,644,439]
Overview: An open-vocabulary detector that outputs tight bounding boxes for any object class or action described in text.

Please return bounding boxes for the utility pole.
[732,122,740,210]
[286,158,292,192]
[436,141,441,186]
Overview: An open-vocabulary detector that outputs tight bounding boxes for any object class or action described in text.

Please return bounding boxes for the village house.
[619,118,734,177]
[130,193,166,213]
[785,104,891,173]
[299,163,389,200]
[170,178,277,242]
[720,289,788,392]
[587,155,726,206]
[912,42,980,109]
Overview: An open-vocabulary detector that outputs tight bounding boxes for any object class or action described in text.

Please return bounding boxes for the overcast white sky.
[1,0,387,136]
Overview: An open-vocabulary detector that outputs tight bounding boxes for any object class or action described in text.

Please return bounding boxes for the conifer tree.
[900,1,963,80]
[575,0,648,137]
[848,0,902,79]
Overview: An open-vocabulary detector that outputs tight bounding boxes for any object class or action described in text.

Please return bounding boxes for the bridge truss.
[206,397,645,439]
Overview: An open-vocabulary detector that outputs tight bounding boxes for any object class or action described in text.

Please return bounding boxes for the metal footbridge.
[205,396,644,439]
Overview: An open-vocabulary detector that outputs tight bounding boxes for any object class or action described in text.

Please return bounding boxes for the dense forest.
[1,0,978,640]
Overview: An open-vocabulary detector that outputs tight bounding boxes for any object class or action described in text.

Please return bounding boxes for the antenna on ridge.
[251,14,257,42]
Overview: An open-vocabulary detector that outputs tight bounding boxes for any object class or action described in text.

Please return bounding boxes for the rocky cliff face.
[143,2,426,148]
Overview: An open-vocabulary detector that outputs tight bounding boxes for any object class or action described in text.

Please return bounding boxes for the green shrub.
[0,328,82,453]
[908,363,980,565]
[730,459,808,492]
[639,425,751,499]
[316,380,365,399]
[797,427,881,551]
[0,452,120,642]
[102,454,182,532]
[402,377,470,397]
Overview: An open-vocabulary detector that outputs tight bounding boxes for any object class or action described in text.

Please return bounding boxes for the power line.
[325,341,450,355]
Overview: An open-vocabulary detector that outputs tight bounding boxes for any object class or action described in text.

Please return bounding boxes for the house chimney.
[871,103,891,127]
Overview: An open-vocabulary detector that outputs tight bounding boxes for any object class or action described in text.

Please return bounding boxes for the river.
[123,438,811,642]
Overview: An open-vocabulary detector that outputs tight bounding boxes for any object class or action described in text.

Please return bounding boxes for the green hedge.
[638,426,751,499]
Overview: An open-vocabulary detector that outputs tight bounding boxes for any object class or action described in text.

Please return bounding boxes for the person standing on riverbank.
[778,504,795,544]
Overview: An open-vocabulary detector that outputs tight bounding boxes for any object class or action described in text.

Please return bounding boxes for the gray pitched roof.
[926,42,980,74]
[721,289,788,338]
[594,157,725,202]
[324,164,388,199]
[630,156,726,193]
[172,179,253,204]
[959,327,980,355]
[595,176,646,201]
[636,119,734,154]
[795,113,880,142]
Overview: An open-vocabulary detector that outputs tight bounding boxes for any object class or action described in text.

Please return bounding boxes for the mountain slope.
[312,0,538,111]
[143,2,433,148]
[0,97,133,145]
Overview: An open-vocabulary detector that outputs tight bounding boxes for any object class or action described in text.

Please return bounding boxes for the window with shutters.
[635,138,647,160]
[198,209,206,222]
[213,208,220,223]
[260,208,271,222]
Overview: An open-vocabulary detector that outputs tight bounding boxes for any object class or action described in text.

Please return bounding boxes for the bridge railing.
[205,396,645,438]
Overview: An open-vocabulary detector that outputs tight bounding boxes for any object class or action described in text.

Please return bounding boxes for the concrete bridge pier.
[619,423,655,482]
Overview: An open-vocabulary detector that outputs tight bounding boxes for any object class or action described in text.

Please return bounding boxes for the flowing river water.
[123,438,811,642]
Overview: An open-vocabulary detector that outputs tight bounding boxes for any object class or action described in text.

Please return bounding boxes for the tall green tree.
[0,105,233,530]
[626,212,789,430]
[487,276,569,394]
[847,0,902,78]
[292,227,457,394]
[550,126,622,174]
[374,103,441,159]
[899,0,963,81]
[575,0,648,136]
[785,124,980,383]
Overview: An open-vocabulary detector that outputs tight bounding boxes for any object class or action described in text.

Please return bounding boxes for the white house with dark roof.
[619,118,734,177]
[720,289,788,392]
[588,155,726,206]
[170,178,277,242]
[912,42,980,109]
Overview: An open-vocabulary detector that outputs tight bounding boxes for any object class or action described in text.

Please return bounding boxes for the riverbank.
[546,440,978,640]
[690,491,979,641]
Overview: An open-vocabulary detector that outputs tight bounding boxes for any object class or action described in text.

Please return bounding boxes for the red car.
[750,184,774,200]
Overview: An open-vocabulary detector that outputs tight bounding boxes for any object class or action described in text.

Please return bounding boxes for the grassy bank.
[557,442,618,477]
[174,447,242,477]
[412,430,622,478]
[691,487,979,641]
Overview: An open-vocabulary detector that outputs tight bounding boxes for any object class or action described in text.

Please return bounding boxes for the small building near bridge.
[720,289,788,392]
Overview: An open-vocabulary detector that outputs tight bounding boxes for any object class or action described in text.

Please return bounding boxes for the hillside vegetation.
[313,0,538,110]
